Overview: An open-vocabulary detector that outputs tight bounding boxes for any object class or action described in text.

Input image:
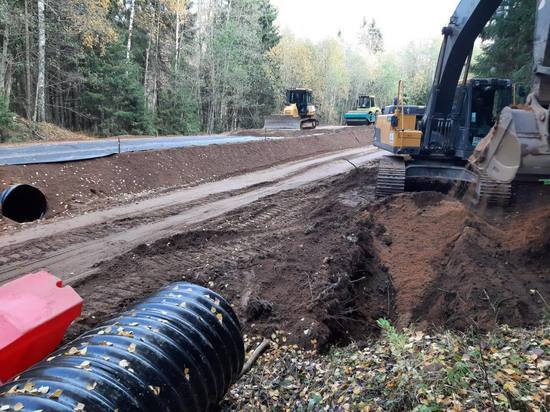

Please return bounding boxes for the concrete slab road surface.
[0,146,383,285]
[0,134,284,165]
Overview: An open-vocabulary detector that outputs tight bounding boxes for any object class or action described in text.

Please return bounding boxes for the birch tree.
[34,0,45,122]
[126,0,136,62]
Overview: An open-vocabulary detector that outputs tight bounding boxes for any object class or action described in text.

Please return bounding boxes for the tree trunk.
[174,5,180,71]
[24,0,33,119]
[0,25,9,96]
[4,61,13,107]
[144,1,160,114]
[126,0,136,62]
[34,0,46,122]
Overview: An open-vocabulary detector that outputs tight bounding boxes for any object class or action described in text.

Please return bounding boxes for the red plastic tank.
[0,271,83,383]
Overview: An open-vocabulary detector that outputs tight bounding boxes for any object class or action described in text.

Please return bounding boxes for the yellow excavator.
[264,88,319,130]
[373,0,550,202]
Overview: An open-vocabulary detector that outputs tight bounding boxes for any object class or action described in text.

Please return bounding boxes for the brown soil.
[66,165,388,349]
[366,190,550,332]
[0,126,372,231]
[63,163,549,350]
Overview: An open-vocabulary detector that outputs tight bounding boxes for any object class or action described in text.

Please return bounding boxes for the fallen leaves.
[118,359,130,369]
[148,386,161,396]
[49,389,63,399]
[222,326,549,411]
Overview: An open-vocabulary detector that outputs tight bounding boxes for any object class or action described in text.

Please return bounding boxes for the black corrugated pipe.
[0,282,244,411]
[0,184,47,223]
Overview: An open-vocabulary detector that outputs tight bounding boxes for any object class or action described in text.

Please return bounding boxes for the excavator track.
[375,156,406,197]
[475,172,513,205]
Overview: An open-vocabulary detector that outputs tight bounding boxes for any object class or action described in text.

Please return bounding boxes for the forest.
[0,0,536,138]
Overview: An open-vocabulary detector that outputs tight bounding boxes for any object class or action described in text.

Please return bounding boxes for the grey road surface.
[0,134,283,165]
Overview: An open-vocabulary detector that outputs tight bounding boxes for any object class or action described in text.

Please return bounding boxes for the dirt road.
[0,146,382,285]
[0,126,372,229]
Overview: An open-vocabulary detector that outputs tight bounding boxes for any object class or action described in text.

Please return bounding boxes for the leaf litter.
[222,325,549,411]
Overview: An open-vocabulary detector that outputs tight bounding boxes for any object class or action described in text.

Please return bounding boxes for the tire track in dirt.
[66,176,347,340]
[0,148,383,285]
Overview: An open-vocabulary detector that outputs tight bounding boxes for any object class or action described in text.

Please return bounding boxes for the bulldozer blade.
[470,107,522,183]
[263,115,302,130]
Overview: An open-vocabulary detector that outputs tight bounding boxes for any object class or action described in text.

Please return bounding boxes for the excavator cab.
[452,79,513,159]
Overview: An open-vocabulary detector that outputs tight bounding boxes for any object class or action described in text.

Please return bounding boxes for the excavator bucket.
[470,107,523,183]
[263,115,302,130]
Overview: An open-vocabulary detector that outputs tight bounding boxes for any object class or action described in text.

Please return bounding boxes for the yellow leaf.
[503,382,519,397]
[67,347,79,355]
[128,343,137,353]
[7,385,18,394]
[23,382,35,393]
[148,386,161,396]
[49,389,63,399]
[216,313,223,323]
[14,403,24,411]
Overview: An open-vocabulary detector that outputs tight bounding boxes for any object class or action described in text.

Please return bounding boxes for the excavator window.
[470,85,512,145]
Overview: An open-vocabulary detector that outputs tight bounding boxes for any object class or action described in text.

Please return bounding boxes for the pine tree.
[474,0,536,90]
[79,42,154,135]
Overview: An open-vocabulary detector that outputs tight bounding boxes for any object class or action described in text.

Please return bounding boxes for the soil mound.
[363,192,549,331]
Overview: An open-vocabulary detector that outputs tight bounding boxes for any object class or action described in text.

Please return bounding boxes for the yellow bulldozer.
[264,88,319,130]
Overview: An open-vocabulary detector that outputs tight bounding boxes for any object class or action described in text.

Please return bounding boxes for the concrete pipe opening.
[0,184,47,223]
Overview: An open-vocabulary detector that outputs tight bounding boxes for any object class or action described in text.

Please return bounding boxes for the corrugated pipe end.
[0,184,47,223]
[0,282,244,412]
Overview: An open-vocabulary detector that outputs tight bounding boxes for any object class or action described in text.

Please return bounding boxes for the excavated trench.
[65,165,550,350]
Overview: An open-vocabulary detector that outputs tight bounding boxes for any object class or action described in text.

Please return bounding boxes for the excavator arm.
[423,0,503,128]
[471,0,550,183]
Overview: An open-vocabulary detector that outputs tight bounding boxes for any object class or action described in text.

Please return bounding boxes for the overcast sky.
[270,0,461,49]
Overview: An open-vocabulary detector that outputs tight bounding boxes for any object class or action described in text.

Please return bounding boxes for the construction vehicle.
[373,0,550,203]
[471,0,550,185]
[264,88,319,130]
[344,95,381,125]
